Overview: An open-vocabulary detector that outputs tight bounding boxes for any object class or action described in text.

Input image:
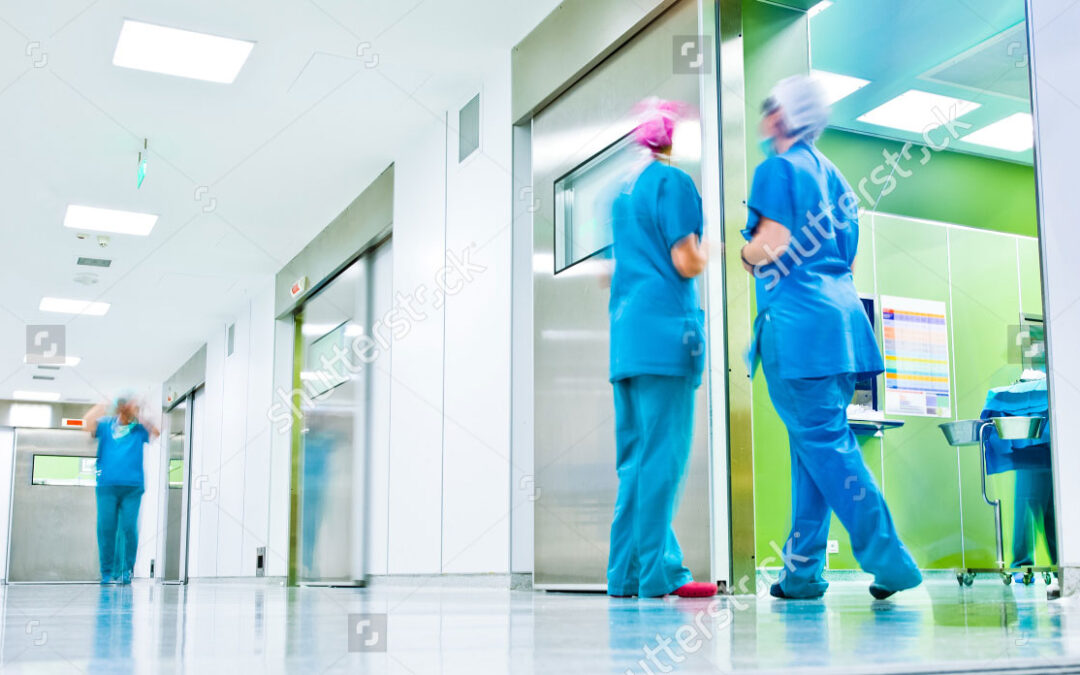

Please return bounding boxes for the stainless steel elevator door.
[532,0,711,589]
[294,237,392,585]
[163,393,194,583]
[8,428,100,582]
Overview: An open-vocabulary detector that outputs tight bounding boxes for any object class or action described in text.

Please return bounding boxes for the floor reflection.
[0,576,1072,673]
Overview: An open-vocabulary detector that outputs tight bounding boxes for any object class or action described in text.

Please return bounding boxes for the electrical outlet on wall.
[827,540,840,554]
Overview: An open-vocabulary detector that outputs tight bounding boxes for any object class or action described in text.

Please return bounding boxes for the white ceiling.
[0,0,559,404]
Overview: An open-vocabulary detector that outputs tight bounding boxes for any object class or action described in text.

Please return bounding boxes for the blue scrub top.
[743,141,883,380]
[609,161,705,385]
[94,416,149,487]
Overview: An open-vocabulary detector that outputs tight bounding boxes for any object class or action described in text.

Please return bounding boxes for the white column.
[1027,0,1080,596]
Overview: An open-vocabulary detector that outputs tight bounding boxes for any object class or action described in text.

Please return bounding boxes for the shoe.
[770,583,824,600]
[100,577,118,585]
[120,571,132,585]
[870,570,922,600]
[672,581,718,598]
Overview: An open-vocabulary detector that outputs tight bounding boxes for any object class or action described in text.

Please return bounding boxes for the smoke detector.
[74,272,100,286]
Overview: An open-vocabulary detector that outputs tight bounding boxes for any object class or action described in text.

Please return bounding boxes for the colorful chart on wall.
[881,295,951,417]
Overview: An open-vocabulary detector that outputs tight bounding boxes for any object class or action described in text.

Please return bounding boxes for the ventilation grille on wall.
[459,93,480,162]
[77,256,112,268]
[226,323,236,356]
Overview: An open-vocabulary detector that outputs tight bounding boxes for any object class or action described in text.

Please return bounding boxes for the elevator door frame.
[286,234,391,587]
[161,387,198,584]
[527,0,722,591]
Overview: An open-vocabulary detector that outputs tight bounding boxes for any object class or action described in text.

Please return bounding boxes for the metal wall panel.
[511,0,678,123]
[274,165,394,317]
[532,0,712,589]
[8,429,100,582]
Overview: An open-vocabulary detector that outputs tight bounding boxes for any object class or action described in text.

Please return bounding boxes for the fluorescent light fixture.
[807,1,833,18]
[811,69,871,105]
[857,89,980,134]
[64,205,158,236]
[9,403,53,427]
[112,20,255,84]
[24,355,81,366]
[962,112,1034,152]
[39,297,111,316]
[13,391,61,402]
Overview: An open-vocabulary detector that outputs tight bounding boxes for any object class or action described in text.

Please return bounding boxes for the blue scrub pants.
[96,485,143,581]
[761,326,921,598]
[608,374,696,598]
[1011,468,1057,567]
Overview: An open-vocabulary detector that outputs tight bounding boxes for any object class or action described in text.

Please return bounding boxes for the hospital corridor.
[1,0,1080,673]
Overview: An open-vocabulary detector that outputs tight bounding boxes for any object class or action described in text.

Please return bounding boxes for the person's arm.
[740,217,792,269]
[141,418,160,441]
[657,171,707,279]
[671,234,709,278]
[85,402,108,437]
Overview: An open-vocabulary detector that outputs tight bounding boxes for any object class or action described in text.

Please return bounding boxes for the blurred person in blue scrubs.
[86,394,159,585]
[606,99,715,599]
[741,76,921,600]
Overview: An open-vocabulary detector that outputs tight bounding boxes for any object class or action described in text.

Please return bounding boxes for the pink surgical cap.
[633,98,685,150]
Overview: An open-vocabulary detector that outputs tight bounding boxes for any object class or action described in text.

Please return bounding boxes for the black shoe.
[869,584,896,600]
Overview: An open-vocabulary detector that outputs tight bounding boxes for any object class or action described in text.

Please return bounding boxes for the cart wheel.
[963,573,975,587]
[1003,572,1013,585]
[1044,571,1053,585]
[1024,571,1035,586]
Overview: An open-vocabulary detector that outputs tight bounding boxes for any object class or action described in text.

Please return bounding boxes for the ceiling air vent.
[77,257,112,268]
[920,22,1030,101]
[36,365,61,371]
[32,375,56,381]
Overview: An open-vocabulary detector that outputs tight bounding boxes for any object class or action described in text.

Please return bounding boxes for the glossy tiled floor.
[0,575,1078,674]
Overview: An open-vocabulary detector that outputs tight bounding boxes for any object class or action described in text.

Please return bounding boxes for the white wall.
[1028,0,1080,594]
[182,57,520,579]
[185,286,276,578]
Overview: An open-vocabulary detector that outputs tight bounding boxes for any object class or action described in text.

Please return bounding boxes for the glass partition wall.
[743,0,1051,585]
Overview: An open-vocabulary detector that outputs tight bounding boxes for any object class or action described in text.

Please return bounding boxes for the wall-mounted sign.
[290,276,309,299]
[881,295,951,418]
[61,418,85,428]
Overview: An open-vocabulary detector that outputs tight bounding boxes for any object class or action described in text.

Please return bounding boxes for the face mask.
[758,137,777,158]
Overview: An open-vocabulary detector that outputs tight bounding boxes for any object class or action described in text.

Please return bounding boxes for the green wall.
[742,0,1047,571]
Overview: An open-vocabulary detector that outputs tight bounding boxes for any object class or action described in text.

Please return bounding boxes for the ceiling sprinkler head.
[97,235,110,248]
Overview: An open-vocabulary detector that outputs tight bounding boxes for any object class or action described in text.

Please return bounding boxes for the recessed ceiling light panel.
[811,69,871,105]
[962,112,1034,152]
[64,205,157,236]
[113,20,255,84]
[13,391,62,402]
[857,89,981,134]
[39,297,110,316]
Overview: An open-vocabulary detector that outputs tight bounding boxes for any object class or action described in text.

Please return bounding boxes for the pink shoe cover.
[673,581,718,598]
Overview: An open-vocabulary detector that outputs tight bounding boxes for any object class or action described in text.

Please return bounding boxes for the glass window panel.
[554,135,646,273]
[32,455,97,487]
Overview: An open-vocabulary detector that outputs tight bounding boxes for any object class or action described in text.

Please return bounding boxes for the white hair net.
[765,75,831,142]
